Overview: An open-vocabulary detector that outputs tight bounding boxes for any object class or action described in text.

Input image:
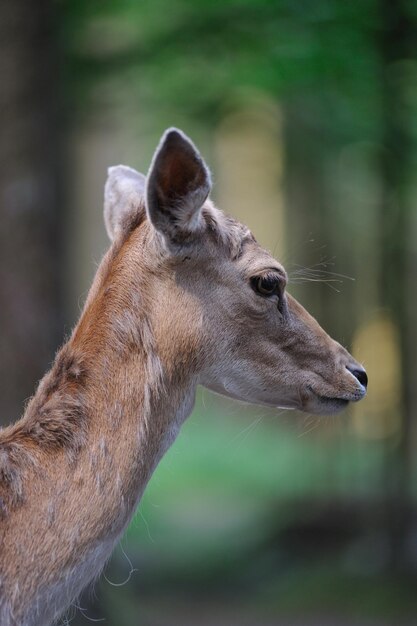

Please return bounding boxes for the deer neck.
[15,235,201,536]
[67,252,199,522]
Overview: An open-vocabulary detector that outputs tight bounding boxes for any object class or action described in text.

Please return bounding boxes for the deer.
[0,128,368,625]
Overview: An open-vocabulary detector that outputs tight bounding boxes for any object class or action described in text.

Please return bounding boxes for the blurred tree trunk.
[283,102,354,344]
[0,0,62,426]
[377,0,416,569]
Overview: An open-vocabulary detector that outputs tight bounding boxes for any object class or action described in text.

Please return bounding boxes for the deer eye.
[251,273,282,297]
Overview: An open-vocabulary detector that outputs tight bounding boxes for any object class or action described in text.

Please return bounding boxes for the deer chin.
[203,380,302,412]
[303,384,366,415]
[307,395,350,415]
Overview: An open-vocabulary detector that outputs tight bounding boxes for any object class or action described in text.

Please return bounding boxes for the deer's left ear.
[146,128,212,244]
[104,165,146,240]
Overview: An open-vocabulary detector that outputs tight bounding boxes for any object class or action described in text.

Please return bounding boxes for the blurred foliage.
[59,0,416,143]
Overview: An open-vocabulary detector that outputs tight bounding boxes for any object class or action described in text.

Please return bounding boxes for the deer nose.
[347,365,368,389]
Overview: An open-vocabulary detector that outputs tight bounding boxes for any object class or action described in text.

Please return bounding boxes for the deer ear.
[104,165,146,240]
[146,128,212,244]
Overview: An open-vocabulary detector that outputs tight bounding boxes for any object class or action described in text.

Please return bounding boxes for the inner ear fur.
[104,165,146,241]
[146,128,212,244]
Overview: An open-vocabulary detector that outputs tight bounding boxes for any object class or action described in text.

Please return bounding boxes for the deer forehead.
[235,239,286,278]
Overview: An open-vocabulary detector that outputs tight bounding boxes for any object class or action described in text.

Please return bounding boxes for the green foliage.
[60,0,386,140]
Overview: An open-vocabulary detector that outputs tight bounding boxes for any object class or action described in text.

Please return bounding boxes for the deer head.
[104,128,367,417]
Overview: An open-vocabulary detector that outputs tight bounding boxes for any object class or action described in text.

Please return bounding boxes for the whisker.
[228,415,264,446]
[290,278,341,293]
[298,414,322,437]
[289,263,355,282]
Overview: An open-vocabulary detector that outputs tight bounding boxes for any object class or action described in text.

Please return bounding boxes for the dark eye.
[251,274,282,297]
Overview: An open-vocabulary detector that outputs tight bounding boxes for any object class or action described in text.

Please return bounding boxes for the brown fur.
[0,128,367,626]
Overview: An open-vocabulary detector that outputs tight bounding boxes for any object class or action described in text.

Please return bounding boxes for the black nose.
[348,366,368,389]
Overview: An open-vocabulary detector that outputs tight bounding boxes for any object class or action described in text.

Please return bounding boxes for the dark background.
[1,1,417,624]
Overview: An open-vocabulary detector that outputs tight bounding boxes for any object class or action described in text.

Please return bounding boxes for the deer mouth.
[305,386,354,415]
[315,394,350,409]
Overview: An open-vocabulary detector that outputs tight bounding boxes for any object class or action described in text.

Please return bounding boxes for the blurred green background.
[1,1,417,624]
